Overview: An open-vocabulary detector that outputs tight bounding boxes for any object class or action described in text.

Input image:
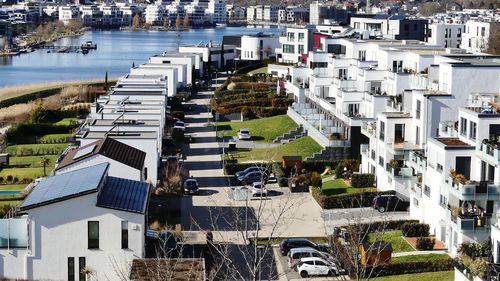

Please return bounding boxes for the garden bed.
[236,136,322,162]
[404,236,446,251]
[322,179,376,196]
[216,115,297,142]
[367,230,414,253]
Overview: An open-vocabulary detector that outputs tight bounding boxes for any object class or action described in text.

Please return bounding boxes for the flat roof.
[434,137,474,149]
[381,112,411,118]
[90,119,161,126]
[83,131,158,139]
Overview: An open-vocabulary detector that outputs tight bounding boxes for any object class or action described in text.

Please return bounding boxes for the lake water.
[0,26,282,87]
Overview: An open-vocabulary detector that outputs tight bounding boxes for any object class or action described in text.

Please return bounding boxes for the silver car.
[288,247,336,269]
[237,128,251,140]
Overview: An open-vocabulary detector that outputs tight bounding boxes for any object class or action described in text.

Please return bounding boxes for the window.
[415,126,420,145]
[379,156,384,167]
[371,150,375,160]
[121,221,128,249]
[423,185,430,197]
[358,50,366,61]
[481,27,486,37]
[298,44,304,54]
[469,121,477,140]
[68,257,75,281]
[287,32,295,41]
[416,100,421,119]
[79,257,86,281]
[458,28,462,38]
[88,221,99,249]
[298,32,304,42]
[144,167,147,180]
[379,121,385,141]
[315,261,326,266]
[283,44,295,54]
[460,117,467,136]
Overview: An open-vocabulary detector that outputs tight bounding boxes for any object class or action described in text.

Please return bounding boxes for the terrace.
[445,206,492,234]
[446,176,500,201]
[479,139,500,162]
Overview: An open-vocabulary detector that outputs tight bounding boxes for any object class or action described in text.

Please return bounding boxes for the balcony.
[333,78,357,91]
[361,121,376,138]
[361,143,369,156]
[411,182,422,199]
[446,208,492,233]
[387,138,421,152]
[480,140,500,162]
[0,217,28,249]
[446,176,500,201]
[408,151,427,174]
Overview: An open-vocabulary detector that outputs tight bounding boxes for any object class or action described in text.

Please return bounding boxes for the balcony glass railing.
[0,218,28,249]
[480,140,500,161]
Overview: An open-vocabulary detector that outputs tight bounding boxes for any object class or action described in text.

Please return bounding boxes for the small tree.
[132,14,141,29]
[183,14,190,28]
[39,156,50,176]
[486,27,500,55]
[175,15,181,29]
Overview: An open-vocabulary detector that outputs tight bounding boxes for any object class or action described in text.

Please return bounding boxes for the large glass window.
[469,121,477,140]
[298,32,304,42]
[88,221,99,249]
[287,32,295,41]
[416,100,421,119]
[68,257,75,281]
[460,117,467,136]
[121,221,128,249]
[79,257,86,281]
[379,121,385,141]
[283,44,295,54]
[298,45,304,54]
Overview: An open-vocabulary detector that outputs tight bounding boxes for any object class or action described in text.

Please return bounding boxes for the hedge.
[234,62,265,75]
[351,173,375,188]
[223,162,273,175]
[6,123,75,144]
[401,222,430,237]
[336,220,419,234]
[416,237,435,250]
[311,187,395,209]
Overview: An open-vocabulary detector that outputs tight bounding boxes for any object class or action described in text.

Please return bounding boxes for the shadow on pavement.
[184,147,221,156]
[182,203,260,231]
[194,176,231,188]
[183,160,222,171]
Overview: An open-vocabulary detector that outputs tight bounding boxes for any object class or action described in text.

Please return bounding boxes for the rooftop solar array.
[73,144,96,160]
[20,163,109,211]
[97,176,150,214]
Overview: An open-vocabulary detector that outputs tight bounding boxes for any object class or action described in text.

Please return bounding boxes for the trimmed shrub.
[224,162,272,175]
[12,177,19,183]
[334,159,359,178]
[310,172,322,188]
[401,222,430,237]
[289,175,310,192]
[351,173,375,188]
[311,187,395,209]
[0,177,3,183]
[416,237,435,250]
[6,175,13,183]
[6,123,75,144]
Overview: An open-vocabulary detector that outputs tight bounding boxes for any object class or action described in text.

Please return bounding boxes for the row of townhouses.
[274,24,500,280]
[0,42,236,280]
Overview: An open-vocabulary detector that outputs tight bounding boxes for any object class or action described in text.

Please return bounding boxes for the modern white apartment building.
[206,0,227,24]
[461,20,500,53]
[409,99,500,255]
[145,4,165,25]
[427,23,465,48]
[0,163,150,281]
[240,34,280,61]
[58,5,79,24]
[275,26,314,63]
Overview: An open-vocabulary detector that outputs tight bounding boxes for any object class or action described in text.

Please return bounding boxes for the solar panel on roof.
[73,144,97,160]
[20,163,109,210]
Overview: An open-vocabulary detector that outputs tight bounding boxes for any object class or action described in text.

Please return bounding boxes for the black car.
[184,178,199,195]
[238,171,268,185]
[372,195,410,212]
[279,238,326,256]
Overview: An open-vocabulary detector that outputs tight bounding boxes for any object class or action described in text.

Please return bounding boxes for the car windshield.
[185,180,197,189]
[240,130,249,134]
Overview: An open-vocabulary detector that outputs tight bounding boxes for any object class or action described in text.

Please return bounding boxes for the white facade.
[276,27,313,63]
[145,4,165,25]
[206,0,227,24]
[240,35,280,61]
[58,5,79,24]
[427,23,465,48]
[461,20,500,53]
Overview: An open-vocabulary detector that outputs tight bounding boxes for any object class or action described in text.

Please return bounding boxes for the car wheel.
[300,271,308,278]
[329,270,337,276]
[378,206,386,213]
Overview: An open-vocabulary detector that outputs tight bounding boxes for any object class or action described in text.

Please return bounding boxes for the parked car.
[249,182,267,197]
[279,238,325,256]
[235,166,268,178]
[184,178,199,195]
[173,120,185,131]
[237,128,251,140]
[296,257,339,278]
[372,194,410,212]
[288,247,336,268]
[238,171,268,185]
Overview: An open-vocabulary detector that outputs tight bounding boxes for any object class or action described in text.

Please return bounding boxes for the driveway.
[180,87,327,243]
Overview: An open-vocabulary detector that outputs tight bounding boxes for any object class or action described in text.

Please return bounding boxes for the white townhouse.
[58,5,79,24]
[149,52,202,85]
[129,64,179,97]
[276,26,314,64]
[461,20,500,53]
[239,34,280,61]
[55,137,147,182]
[0,163,151,281]
[145,4,165,26]
[179,42,235,69]
[409,99,500,256]
[426,22,465,49]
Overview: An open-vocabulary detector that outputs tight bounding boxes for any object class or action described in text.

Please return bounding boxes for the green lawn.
[38,133,72,144]
[321,179,376,195]
[0,184,26,191]
[0,200,23,207]
[4,143,68,156]
[372,271,453,281]
[217,115,297,142]
[248,66,268,76]
[0,167,48,179]
[237,136,322,162]
[367,230,415,253]
[392,254,450,264]
[54,118,77,126]
[9,155,59,168]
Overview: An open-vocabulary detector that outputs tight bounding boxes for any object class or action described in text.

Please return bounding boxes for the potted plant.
[389,159,399,169]
[455,174,466,184]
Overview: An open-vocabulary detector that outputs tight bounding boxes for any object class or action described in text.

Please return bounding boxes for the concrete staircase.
[273,125,305,144]
[306,146,351,161]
